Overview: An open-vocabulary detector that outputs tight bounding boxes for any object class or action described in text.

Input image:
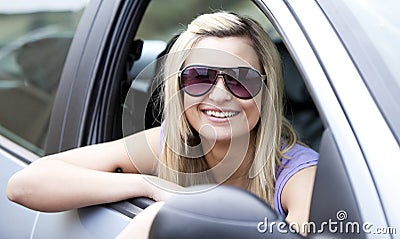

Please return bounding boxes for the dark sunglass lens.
[224,74,252,98]
[182,67,215,96]
[225,68,262,99]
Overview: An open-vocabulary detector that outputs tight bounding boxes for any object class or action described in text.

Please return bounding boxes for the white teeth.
[205,110,238,118]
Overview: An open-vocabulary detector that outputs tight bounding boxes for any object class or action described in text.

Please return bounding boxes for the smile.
[203,110,239,118]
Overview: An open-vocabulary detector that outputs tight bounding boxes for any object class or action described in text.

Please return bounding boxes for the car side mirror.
[149,185,304,239]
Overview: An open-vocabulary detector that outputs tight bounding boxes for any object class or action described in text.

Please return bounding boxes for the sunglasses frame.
[178,65,266,100]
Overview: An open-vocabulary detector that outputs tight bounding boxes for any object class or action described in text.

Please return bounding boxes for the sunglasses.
[179,65,265,99]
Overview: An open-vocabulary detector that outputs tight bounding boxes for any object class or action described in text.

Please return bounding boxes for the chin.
[199,126,253,143]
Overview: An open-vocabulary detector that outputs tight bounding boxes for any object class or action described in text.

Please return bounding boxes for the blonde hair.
[157,11,297,206]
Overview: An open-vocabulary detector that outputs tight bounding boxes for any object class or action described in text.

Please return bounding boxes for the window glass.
[0,0,89,155]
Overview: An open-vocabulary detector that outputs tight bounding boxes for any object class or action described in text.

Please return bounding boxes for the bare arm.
[281,165,317,236]
[6,127,164,212]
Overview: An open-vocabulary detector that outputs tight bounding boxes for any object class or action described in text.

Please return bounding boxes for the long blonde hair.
[157,11,297,206]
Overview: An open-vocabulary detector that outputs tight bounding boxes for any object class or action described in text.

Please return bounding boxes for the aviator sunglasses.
[179,65,266,99]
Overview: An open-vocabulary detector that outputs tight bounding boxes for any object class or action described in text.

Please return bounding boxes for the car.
[1,0,399,238]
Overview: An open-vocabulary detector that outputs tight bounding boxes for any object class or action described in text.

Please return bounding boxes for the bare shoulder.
[282,165,317,193]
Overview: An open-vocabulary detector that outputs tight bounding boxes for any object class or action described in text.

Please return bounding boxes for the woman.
[7,11,318,237]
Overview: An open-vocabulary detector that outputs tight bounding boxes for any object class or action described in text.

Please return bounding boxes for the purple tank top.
[274,144,318,217]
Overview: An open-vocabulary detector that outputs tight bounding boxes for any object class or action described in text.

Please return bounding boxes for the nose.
[208,75,232,102]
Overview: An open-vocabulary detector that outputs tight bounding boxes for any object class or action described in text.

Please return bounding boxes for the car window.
[0,0,89,155]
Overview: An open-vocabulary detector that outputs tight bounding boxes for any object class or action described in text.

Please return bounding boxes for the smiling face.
[182,36,263,143]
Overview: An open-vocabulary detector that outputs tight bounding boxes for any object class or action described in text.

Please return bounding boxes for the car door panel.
[0,147,38,238]
[32,207,130,239]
